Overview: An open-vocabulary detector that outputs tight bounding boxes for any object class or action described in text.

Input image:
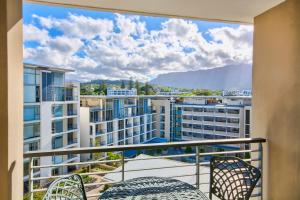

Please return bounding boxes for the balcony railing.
[24,138,266,200]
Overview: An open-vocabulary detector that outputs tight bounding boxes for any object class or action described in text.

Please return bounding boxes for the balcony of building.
[24,138,265,199]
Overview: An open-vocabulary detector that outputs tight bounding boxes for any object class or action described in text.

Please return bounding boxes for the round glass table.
[99,177,209,200]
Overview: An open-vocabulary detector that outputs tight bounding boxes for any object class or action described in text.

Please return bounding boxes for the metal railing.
[24,138,266,200]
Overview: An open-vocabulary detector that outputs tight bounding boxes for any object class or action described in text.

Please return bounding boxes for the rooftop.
[24,63,75,73]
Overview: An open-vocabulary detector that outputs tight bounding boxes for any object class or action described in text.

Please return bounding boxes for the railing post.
[196,146,200,189]
[122,151,125,182]
[28,157,33,200]
[258,143,263,200]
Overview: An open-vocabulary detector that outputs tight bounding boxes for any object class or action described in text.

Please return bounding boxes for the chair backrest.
[209,156,261,200]
[43,174,87,200]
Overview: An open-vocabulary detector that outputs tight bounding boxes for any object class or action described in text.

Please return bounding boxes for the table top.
[99,177,209,200]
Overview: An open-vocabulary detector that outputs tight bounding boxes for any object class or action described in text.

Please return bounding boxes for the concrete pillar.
[252,0,300,199]
[0,0,23,199]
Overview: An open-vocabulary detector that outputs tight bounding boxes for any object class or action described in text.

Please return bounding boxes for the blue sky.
[23,3,253,82]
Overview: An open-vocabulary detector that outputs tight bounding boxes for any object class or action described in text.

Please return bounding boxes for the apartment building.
[80,95,157,160]
[23,64,80,184]
[170,96,252,150]
[107,88,137,96]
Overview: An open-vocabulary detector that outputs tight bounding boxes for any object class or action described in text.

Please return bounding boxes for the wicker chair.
[43,174,87,200]
[209,157,261,200]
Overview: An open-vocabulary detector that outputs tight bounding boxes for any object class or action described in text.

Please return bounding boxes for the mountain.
[149,64,252,90]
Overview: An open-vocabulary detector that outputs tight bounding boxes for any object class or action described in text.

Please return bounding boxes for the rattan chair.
[43,174,87,200]
[209,156,261,200]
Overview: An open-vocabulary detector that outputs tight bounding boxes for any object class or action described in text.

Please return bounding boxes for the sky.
[23,3,253,82]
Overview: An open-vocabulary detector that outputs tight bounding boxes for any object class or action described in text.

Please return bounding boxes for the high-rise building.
[23,64,80,185]
[80,95,157,160]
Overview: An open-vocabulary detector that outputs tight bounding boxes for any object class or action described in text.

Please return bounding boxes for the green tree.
[185,146,193,153]
[99,81,107,95]
[192,89,213,96]
[121,80,126,89]
[135,80,140,95]
[144,82,150,95]
[129,78,134,89]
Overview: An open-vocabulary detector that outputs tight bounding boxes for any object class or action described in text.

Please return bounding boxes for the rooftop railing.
[24,138,266,200]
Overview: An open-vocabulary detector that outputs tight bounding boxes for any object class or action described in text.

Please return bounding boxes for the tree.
[121,80,126,89]
[135,80,140,95]
[144,82,150,95]
[185,146,193,153]
[99,81,107,95]
[129,78,134,89]
[192,89,213,96]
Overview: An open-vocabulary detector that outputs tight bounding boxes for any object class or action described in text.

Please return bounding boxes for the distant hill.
[149,64,252,90]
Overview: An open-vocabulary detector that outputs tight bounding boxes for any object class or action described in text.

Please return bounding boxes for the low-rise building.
[80,95,157,160]
[107,88,137,96]
[171,96,251,150]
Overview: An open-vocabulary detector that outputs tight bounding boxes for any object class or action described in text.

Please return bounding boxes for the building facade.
[80,96,157,160]
[107,88,137,96]
[23,64,80,184]
[171,96,252,150]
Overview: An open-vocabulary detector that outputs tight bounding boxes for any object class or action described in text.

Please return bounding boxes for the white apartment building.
[23,64,80,185]
[80,95,157,160]
[171,96,252,150]
[107,88,137,96]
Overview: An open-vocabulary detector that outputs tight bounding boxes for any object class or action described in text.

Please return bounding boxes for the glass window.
[52,120,63,133]
[24,106,40,121]
[24,85,40,103]
[52,156,63,164]
[24,123,40,139]
[227,118,239,124]
[52,105,63,117]
[107,122,113,132]
[227,109,240,114]
[52,136,63,149]
[245,110,250,124]
[54,87,65,101]
[24,68,40,85]
[53,72,64,86]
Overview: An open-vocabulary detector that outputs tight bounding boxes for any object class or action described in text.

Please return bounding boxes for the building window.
[24,105,40,121]
[245,110,250,124]
[24,123,40,140]
[227,118,239,124]
[24,141,40,152]
[52,136,63,149]
[52,104,63,117]
[160,106,165,114]
[42,72,65,101]
[24,68,40,103]
[107,122,113,133]
[52,119,63,134]
[52,168,60,176]
[227,109,240,114]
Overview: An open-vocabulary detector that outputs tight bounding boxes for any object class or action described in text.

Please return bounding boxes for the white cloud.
[23,24,49,44]
[24,13,253,82]
[33,13,114,40]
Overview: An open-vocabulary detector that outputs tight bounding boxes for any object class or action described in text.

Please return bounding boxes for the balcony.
[67,109,77,116]
[66,95,78,101]
[67,124,78,131]
[95,130,105,135]
[67,138,78,145]
[24,138,265,199]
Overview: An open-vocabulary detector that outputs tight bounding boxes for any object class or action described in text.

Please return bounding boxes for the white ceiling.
[27,0,285,24]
